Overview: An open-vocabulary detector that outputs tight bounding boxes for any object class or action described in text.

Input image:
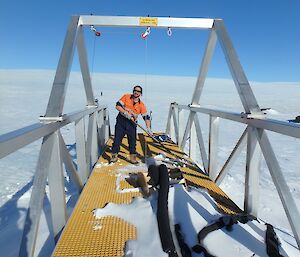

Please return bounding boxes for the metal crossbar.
[79,15,215,29]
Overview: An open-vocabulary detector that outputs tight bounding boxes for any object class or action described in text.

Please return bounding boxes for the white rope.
[144,37,149,161]
[144,38,148,110]
[90,34,97,84]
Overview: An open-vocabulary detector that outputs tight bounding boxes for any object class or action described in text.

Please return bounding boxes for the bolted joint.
[39,114,66,123]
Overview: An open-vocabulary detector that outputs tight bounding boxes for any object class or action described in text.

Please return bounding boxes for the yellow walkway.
[53,133,241,257]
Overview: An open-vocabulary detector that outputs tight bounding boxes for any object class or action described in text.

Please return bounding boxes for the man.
[111,85,152,164]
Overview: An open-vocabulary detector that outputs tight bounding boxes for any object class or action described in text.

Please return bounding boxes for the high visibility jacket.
[117,94,148,120]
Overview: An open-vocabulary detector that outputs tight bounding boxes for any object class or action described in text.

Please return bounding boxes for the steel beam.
[77,26,96,106]
[18,134,55,257]
[0,106,102,159]
[208,115,219,180]
[169,111,175,142]
[191,29,217,105]
[172,104,300,139]
[214,20,261,114]
[215,127,248,185]
[244,126,262,216]
[79,15,214,29]
[104,108,111,140]
[48,132,67,239]
[171,107,179,144]
[180,112,195,150]
[58,132,83,191]
[165,104,173,136]
[75,117,88,184]
[45,16,80,117]
[194,114,208,173]
[97,109,105,152]
[189,119,197,161]
[177,108,184,147]
[86,113,98,170]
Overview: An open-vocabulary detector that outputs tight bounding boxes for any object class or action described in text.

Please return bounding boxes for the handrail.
[0,105,111,257]
[166,102,300,248]
[174,103,300,138]
[0,105,106,159]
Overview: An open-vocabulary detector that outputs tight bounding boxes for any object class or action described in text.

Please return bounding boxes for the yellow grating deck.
[53,133,241,256]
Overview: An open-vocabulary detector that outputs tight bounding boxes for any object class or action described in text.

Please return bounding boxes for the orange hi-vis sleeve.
[118,94,147,118]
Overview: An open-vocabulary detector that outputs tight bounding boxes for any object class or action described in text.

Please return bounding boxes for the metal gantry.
[0,15,299,256]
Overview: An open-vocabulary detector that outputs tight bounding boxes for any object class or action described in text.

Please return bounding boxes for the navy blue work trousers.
[112,113,137,154]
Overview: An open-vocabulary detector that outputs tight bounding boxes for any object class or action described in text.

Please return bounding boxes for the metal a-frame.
[16,15,300,256]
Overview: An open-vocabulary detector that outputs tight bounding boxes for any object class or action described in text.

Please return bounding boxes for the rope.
[143,35,149,161]
[144,37,148,112]
[90,34,97,84]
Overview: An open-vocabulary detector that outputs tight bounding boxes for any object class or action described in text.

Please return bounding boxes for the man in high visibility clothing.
[111,85,152,164]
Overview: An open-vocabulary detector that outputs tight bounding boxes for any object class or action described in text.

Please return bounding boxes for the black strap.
[265,223,283,257]
[169,168,183,180]
[192,244,215,257]
[193,213,257,257]
[198,214,256,242]
[174,224,191,257]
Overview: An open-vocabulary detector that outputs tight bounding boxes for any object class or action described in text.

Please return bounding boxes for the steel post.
[86,112,98,169]
[177,107,184,146]
[18,134,55,257]
[58,132,83,191]
[189,117,197,161]
[166,104,173,135]
[180,112,195,151]
[244,126,262,216]
[48,131,67,239]
[208,115,219,180]
[194,114,208,173]
[75,117,88,184]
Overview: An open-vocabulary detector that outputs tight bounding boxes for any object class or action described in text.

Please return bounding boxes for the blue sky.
[0,0,300,82]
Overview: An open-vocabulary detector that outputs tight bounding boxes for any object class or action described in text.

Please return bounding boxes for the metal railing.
[166,102,300,248]
[0,105,110,256]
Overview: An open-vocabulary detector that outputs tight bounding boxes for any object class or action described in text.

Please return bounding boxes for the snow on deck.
[52,134,298,257]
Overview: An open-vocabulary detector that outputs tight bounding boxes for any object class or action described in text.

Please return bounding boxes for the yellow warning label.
[139,17,158,26]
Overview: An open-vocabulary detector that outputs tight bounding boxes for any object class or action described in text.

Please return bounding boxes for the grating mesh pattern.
[53,137,142,257]
[53,216,136,257]
[142,133,241,214]
[53,133,241,256]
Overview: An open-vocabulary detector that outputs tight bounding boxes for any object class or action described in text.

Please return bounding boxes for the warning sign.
[139,17,158,26]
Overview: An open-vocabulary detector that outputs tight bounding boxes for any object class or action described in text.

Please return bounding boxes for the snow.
[0,69,300,256]
[93,182,298,257]
[94,197,167,257]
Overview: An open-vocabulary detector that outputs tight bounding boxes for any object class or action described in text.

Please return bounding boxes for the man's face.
[133,87,142,98]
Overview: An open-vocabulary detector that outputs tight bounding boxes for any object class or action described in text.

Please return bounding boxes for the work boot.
[110,153,118,163]
[130,154,139,164]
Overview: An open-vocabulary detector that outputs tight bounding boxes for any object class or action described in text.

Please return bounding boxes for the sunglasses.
[133,89,142,93]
